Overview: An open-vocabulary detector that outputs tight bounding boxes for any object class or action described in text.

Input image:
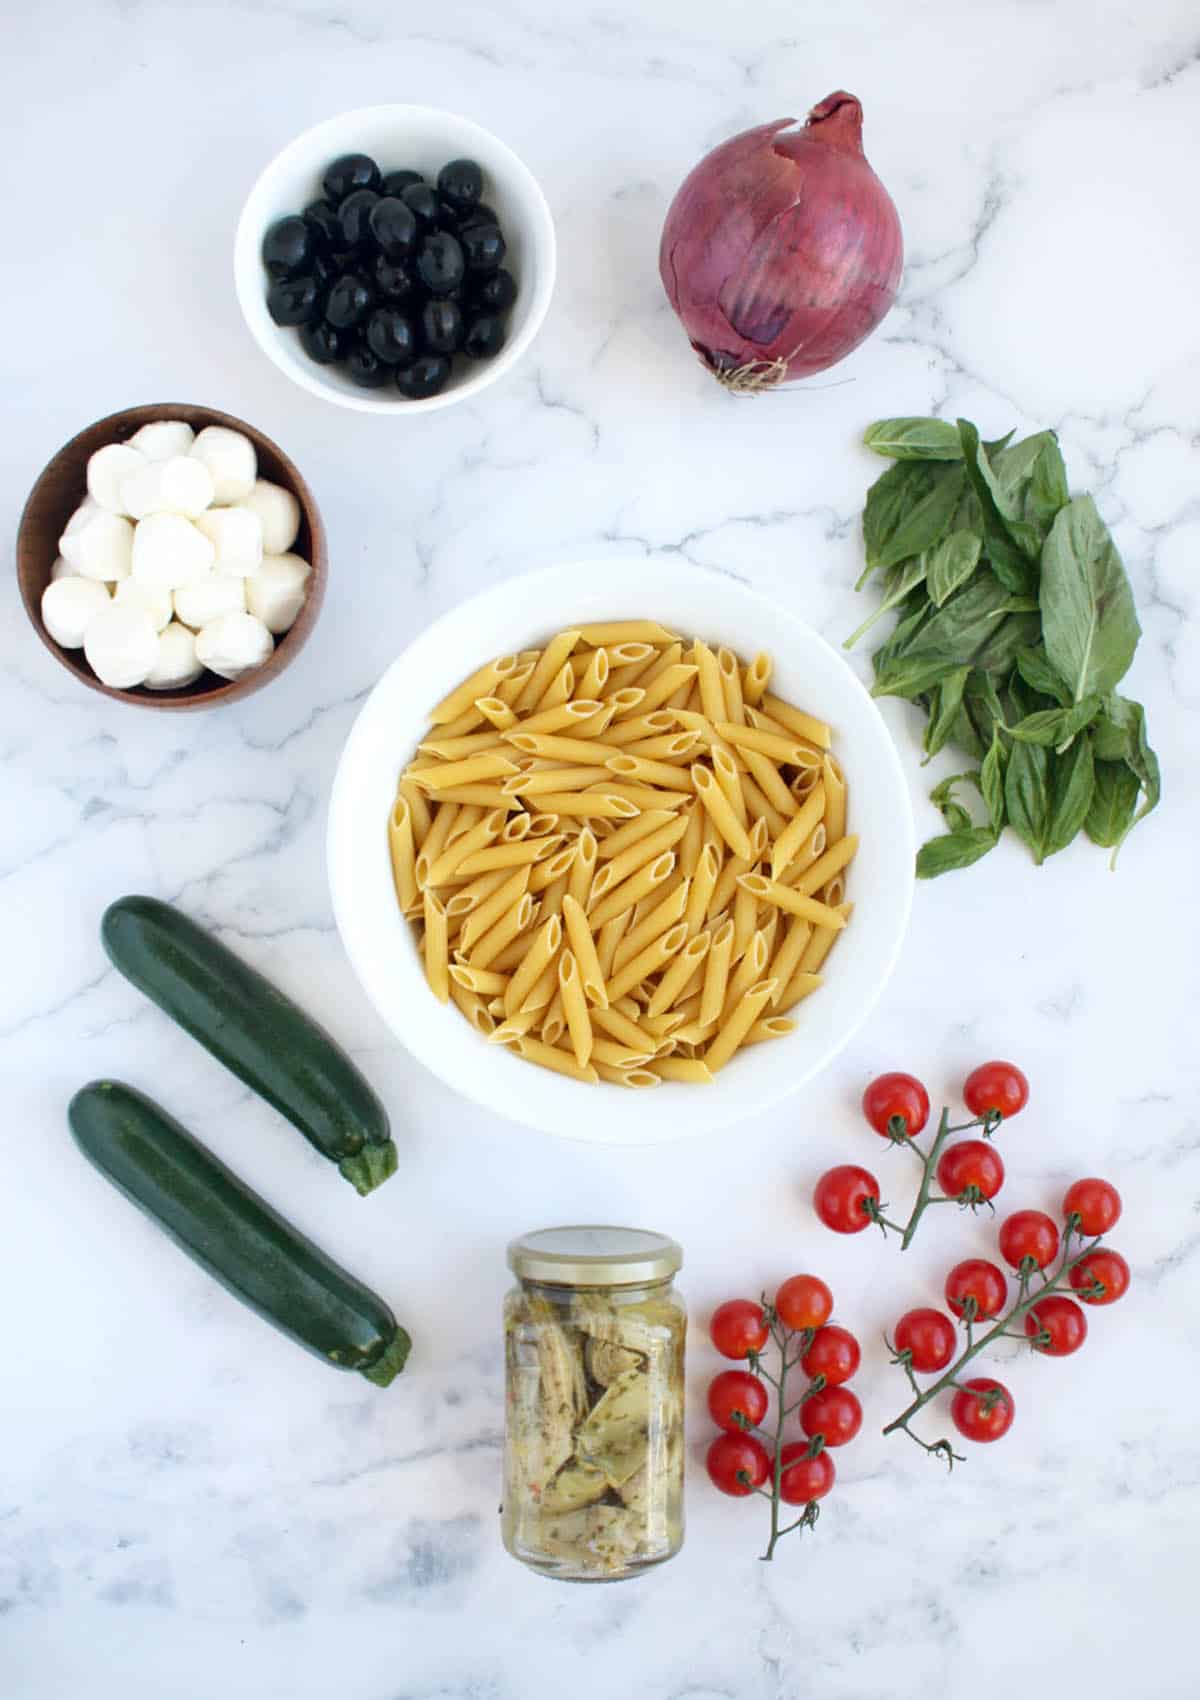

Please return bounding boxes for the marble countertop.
[4,2,1197,1695]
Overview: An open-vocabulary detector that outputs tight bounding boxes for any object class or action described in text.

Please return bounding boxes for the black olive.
[437,158,484,208]
[373,254,416,301]
[460,223,506,274]
[339,189,380,251]
[267,275,320,326]
[322,153,381,204]
[395,354,452,400]
[262,216,312,280]
[368,196,418,259]
[458,201,499,232]
[346,345,391,388]
[309,252,337,294]
[381,168,424,197]
[436,198,465,230]
[325,273,375,329]
[471,268,517,313]
[300,319,345,364]
[365,308,417,364]
[463,312,506,359]
[416,231,465,295]
[420,298,464,355]
[401,183,442,228]
[302,200,342,250]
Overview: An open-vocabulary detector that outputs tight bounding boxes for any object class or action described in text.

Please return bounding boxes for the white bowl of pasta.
[327,560,914,1142]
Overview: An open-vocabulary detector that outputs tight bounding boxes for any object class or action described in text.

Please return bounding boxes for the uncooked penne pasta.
[449,962,508,997]
[589,815,689,900]
[759,692,832,749]
[767,914,814,1008]
[388,797,418,912]
[514,630,581,713]
[561,894,608,1005]
[683,843,720,936]
[518,698,604,736]
[636,664,698,713]
[588,849,676,930]
[594,808,676,860]
[718,647,745,724]
[647,929,710,1017]
[775,970,824,1014]
[528,845,577,893]
[468,891,535,970]
[558,951,594,1067]
[705,977,777,1072]
[577,647,610,698]
[475,695,517,731]
[743,652,771,707]
[506,913,563,1016]
[651,1056,714,1084]
[789,834,859,899]
[422,890,450,1003]
[513,1034,598,1083]
[741,1017,796,1048]
[592,1004,661,1053]
[454,836,564,877]
[691,763,753,861]
[576,620,679,646]
[595,911,630,979]
[540,991,566,1046]
[430,654,520,724]
[425,808,505,886]
[822,754,847,844]
[770,783,826,880]
[798,902,852,974]
[735,873,847,930]
[418,729,508,760]
[416,751,520,791]
[604,710,677,748]
[606,920,689,1004]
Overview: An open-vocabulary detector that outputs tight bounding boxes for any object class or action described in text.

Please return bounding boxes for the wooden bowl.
[16,403,326,710]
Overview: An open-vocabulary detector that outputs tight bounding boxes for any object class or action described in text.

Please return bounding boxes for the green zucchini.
[102,895,396,1196]
[69,1080,410,1385]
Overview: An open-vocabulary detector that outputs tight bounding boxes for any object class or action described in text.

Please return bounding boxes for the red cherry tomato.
[707,1370,769,1433]
[1062,1177,1122,1236]
[778,1443,836,1506]
[813,1165,881,1234]
[706,1431,772,1496]
[1069,1247,1130,1306]
[799,1385,862,1448]
[936,1139,1005,1202]
[951,1377,1014,1442]
[1025,1295,1088,1357]
[710,1299,770,1359]
[998,1209,1060,1270]
[893,1307,957,1373]
[944,1258,1008,1320]
[800,1325,861,1387]
[963,1060,1029,1121]
[774,1274,833,1332]
[862,1072,930,1138]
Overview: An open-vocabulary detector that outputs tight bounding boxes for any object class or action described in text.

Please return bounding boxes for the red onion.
[659,92,903,392]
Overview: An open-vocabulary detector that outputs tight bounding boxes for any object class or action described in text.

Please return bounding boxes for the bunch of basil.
[847,416,1160,878]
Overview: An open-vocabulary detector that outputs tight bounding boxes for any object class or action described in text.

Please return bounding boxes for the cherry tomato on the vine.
[799,1385,862,1448]
[944,1258,1008,1320]
[1069,1247,1130,1306]
[862,1072,930,1139]
[1025,1294,1088,1357]
[801,1325,861,1387]
[951,1376,1014,1443]
[998,1209,1060,1271]
[963,1060,1029,1121]
[706,1431,771,1496]
[707,1370,769,1433]
[778,1443,836,1506]
[1062,1177,1122,1236]
[936,1139,1005,1202]
[813,1165,881,1234]
[774,1274,833,1333]
[710,1299,769,1359]
[893,1307,957,1373]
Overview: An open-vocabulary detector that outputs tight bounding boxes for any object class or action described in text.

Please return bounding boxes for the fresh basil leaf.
[1043,734,1095,857]
[1004,740,1051,863]
[900,573,1018,668]
[1015,646,1071,707]
[1029,434,1070,524]
[871,599,934,676]
[845,557,928,650]
[972,611,1044,675]
[916,828,999,879]
[871,655,961,702]
[1122,706,1162,851]
[1006,695,1101,748]
[959,671,1007,758]
[926,530,983,607]
[864,461,967,574]
[957,419,1042,593]
[946,703,984,761]
[991,431,1070,532]
[1091,691,1141,761]
[980,731,1007,832]
[864,418,965,461]
[1085,759,1140,852]
[929,770,980,811]
[922,666,970,761]
[1039,495,1140,702]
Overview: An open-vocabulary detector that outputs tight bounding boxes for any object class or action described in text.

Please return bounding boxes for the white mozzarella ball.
[114,575,173,632]
[122,455,215,520]
[194,506,262,576]
[83,605,159,688]
[50,555,74,581]
[240,479,300,555]
[87,443,146,515]
[195,611,274,681]
[41,576,112,648]
[245,552,311,635]
[132,513,216,590]
[129,419,196,461]
[58,497,100,551]
[174,574,245,630]
[59,510,134,581]
[145,622,202,690]
[190,426,257,504]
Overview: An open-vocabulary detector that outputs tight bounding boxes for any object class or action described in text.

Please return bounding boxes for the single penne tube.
[432,704,486,738]
[525,812,560,837]
[449,962,508,996]
[617,732,702,762]
[415,751,520,791]
[398,778,433,847]
[422,890,450,1003]
[506,913,563,1016]
[535,662,576,712]
[732,875,758,961]
[715,721,813,768]
[791,768,821,801]
[592,1004,661,1053]
[651,1056,715,1085]
[637,641,683,688]
[475,695,517,731]
[735,873,848,930]
[561,893,609,1006]
[767,914,814,1007]
[770,783,827,879]
[576,620,679,646]
[540,990,566,1046]
[798,902,852,973]
[452,865,511,910]
[638,1009,687,1040]
[489,930,540,975]
[567,828,597,909]
[418,729,508,760]
[505,765,611,795]
[425,808,506,886]
[511,791,636,819]
[468,891,536,969]
[610,881,690,973]
[740,745,798,817]
[414,800,458,886]
[741,1017,797,1048]
[671,1019,717,1047]
[647,930,711,1017]
[636,663,698,713]
[449,977,496,1037]
[505,732,624,763]
[602,641,658,667]
[577,647,610,698]
[444,891,480,918]
[537,872,570,919]
[721,929,770,1022]
[591,782,691,810]
[705,977,778,1072]
[494,662,537,706]
[782,823,827,882]
[678,799,705,878]
[822,753,848,843]
[558,951,594,1067]
[741,774,788,838]
[458,866,532,950]
[743,651,772,707]
[604,710,676,748]
[520,959,560,1014]
[572,701,621,739]
[683,842,720,936]
[823,873,846,907]
[513,1035,598,1083]
[789,833,859,899]
[691,763,753,861]
[416,784,515,807]
[588,850,676,930]
[430,653,520,724]
[718,647,746,724]
[605,920,689,1004]
[588,815,689,901]
[595,808,676,860]
[708,847,753,918]
[712,746,749,827]
[759,693,833,750]
[605,753,694,794]
[387,796,418,912]
[601,661,648,698]
[514,630,581,713]
[454,835,564,877]
[447,804,485,841]
[489,1008,540,1044]
[528,844,578,892]
[698,917,735,1027]
[775,970,825,1014]
[595,910,630,978]
[517,698,605,736]
[692,639,726,725]
[589,1039,653,1068]
[602,688,646,719]
[594,1062,662,1088]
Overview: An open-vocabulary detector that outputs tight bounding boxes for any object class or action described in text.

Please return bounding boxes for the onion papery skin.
[659,93,904,389]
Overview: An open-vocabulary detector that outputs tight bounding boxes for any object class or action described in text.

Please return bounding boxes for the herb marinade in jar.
[503,1227,686,1581]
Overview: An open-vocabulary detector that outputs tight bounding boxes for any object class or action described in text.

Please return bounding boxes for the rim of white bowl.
[234,105,557,416]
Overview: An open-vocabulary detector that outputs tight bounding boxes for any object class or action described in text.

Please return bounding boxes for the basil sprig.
[850,416,1161,876]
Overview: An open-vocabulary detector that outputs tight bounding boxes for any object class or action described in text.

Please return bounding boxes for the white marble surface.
[3,2,1198,1694]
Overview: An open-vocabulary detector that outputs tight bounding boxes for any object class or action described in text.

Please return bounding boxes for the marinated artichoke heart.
[586,1337,643,1386]
[575,1367,651,1486]
[540,1460,609,1514]
[534,1504,642,1568]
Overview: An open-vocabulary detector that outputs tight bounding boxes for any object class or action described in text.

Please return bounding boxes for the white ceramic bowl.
[234,105,556,415]
[328,561,914,1142]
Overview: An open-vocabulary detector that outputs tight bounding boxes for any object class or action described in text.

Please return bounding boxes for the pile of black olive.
[263,153,517,399]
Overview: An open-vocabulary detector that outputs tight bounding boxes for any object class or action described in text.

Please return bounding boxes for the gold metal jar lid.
[507,1226,683,1287]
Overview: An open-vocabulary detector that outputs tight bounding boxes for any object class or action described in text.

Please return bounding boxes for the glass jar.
[502,1226,686,1582]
